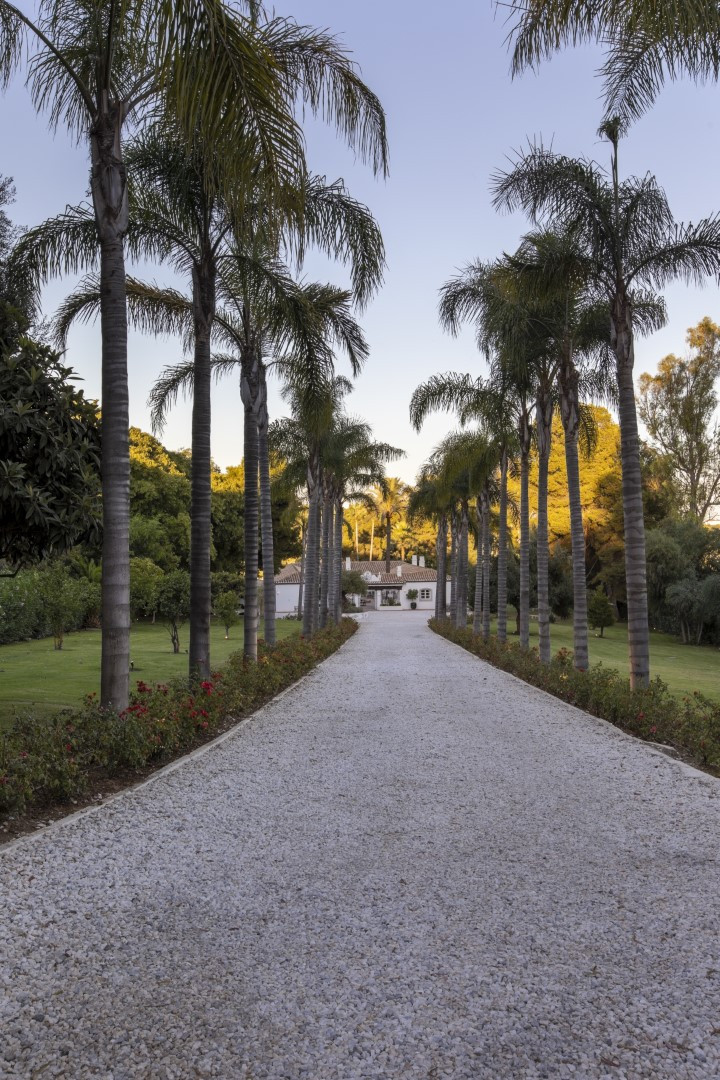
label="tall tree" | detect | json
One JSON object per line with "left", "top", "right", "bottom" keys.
{"left": 2, "top": 0, "right": 316, "bottom": 709}
{"left": 374, "top": 477, "right": 408, "bottom": 573}
{"left": 492, "top": 123, "right": 720, "bottom": 687}
{"left": 639, "top": 318, "right": 720, "bottom": 523}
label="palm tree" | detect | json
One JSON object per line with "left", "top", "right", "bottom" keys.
{"left": 407, "top": 469, "right": 452, "bottom": 619}
{"left": 2, "top": 0, "right": 316, "bottom": 708}
{"left": 436, "top": 263, "right": 538, "bottom": 650}
{"left": 322, "top": 421, "right": 404, "bottom": 622}
{"left": 432, "top": 430, "right": 499, "bottom": 639}
{"left": 374, "top": 478, "right": 408, "bottom": 574}
{"left": 502, "top": 1, "right": 720, "bottom": 125}
{"left": 504, "top": 228, "right": 616, "bottom": 670}
{"left": 410, "top": 371, "right": 520, "bottom": 642}
{"left": 3, "top": 3, "right": 388, "bottom": 707}
{"left": 492, "top": 124, "right": 720, "bottom": 687}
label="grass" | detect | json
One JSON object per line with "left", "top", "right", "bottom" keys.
{"left": 0, "top": 619, "right": 301, "bottom": 727}
{"left": 488, "top": 613, "right": 720, "bottom": 701}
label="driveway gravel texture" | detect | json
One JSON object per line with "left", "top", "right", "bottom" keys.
{"left": 2, "top": 612, "right": 720, "bottom": 1079}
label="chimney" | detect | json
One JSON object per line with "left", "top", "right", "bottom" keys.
{"left": 419, "top": 555, "right": 425, "bottom": 567}
{"left": 345, "top": 556, "right": 352, "bottom": 571}
{"left": 411, "top": 555, "right": 418, "bottom": 566}
{"left": 396, "top": 565, "right": 402, "bottom": 578}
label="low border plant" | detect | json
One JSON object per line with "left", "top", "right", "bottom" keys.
{"left": 429, "top": 618, "right": 720, "bottom": 775}
{"left": 0, "top": 619, "right": 357, "bottom": 817}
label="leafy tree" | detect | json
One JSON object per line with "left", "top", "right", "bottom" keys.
{"left": 341, "top": 570, "right": 368, "bottom": 607}
{"left": 0, "top": 175, "right": 34, "bottom": 349}
{"left": 42, "top": 563, "right": 94, "bottom": 650}
{"left": 211, "top": 571, "right": 245, "bottom": 601}
{"left": 639, "top": 318, "right": 720, "bottom": 522}
{"left": 214, "top": 590, "right": 241, "bottom": 639}
{"left": 588, "top": 587, "right": 615, "bottom": 638}
{"left": 0, "top": 341, "right": 100, "bottom": 570}
{"left": 129, "top": 557, "right": 165, "bottom": 621}
{"left": 156, "top": 570, "right": 191, "bottom": 654}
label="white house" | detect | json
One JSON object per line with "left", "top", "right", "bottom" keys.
{"left": 274, "top": 557, "right": 451, "bottom": 615}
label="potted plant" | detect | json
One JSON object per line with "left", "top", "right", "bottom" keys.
{"left": 406, "top": 588, "right": 418, "bottom": 610}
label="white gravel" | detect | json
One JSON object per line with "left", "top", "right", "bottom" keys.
{"left": 2, "top": 612, "right": 720, "bottom": 1079}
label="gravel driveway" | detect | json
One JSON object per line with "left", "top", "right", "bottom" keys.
{"left": 2, "top": 612, "right": 720, "bottom": 1079}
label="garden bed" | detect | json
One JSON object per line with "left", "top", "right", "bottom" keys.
{"left": 429, "top": 618, "right": 720, "bottom": 777}
{"left": 0, "top": 619, "right": 357, "bottom": 842}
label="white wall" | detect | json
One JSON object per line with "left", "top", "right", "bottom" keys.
{"left": 275, "top": 582, "right": 300, "bottom": 616}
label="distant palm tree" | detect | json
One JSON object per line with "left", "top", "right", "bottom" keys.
{"left": 374, "top": 478, "right": 409, "bottom": 574}
{"left": 492, "top": 123, "right": 720, "bottom": 686}
{"left": 410, "top": 371, "right": 519, "bottom": 642}
{"left": 322, "top": 421, "right": 404, "bottom": 622}
{"left": 407, "top": 469, "right": 453, "bottom": 619}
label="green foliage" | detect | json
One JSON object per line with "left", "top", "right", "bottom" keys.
{"left": 588, "top": 588, "right": 615, "bottom": 637}
{"left": 0, "top": 340, "right": 100, "bottom": 568}
{"left": 342, "top": 570, "right": 368, "bottom": 599}
{"left": 129, "top": 558, "right": 165, "bottom": 620}
{"left": 639, "top": 317, "right": 720, "bottom": 523}
{"left": 0, "top": 620, "right": 357, "bottom": 816}
{"left": 211, "top": 571, "right": 245, "bottom": 601}
{"left": 0, "top": 566, "right": 99, "bottom": 645}
{"left": 429, "top": 619, "right": 720, "bottom": 775}
{"left": 214, "top": 591, "right": 241, "bottom": 639}
{"left": 155, "top": 570, "right": 190, "bottom": 654}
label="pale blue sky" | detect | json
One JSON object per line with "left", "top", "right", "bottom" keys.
{"left": 2, "top": 1, "right": 719, "bottom": 481}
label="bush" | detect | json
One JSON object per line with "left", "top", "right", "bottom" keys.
{"left": 429, "top": 618, "right": 720, "bottom": 775}
{"left": 0, "top": 619, "right": 357, "bottom": 816}
{"left": 0, "top": 565, "right": 101, "bottom": 645}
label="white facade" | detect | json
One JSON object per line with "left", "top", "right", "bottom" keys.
{"left": 274, "top": 559, "right": 451, "bottom": 616}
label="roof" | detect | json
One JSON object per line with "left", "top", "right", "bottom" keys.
{"left": 274, "top": 559, "right": 439, "bottom": 585}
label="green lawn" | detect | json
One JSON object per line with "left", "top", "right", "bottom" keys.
{"left": 500, "top": 614, "right": 720, "bottom": 700}
{"left": 0, "top": 619, "right": 300, "bottom": 726}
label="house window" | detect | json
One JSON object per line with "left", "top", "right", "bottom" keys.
{"left": 420, "top": 588, "right": 432, "bottom": 600}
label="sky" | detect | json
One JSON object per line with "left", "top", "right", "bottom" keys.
{"left": 2, "top": 0, "right": 720, "bottom": 482}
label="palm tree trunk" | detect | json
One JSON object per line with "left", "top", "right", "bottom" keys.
{"left": 98, "top": 231, "right": 131, "bottom": 710}
{"left": 612, "top": 298, "right": 650, "bottom": 688}
{"left": 303, "top": 453, "right": 321, "bottom": 637}
{"left": 560, "top": 368, "right": 589, "bottom": 671}
{"left": 449, "top": 515, "right": 457, "bottom": 622}
{"left": 369, "top": 519, "right": 374, "bottom": 562}
{"left": 189, "top": 278, "right": 214, "bottom": 682}
{"left": 243, "top": 406, "right": 260, "bottom": 659}
{"left": 385, "top": 512, "right": 391, "bottom": 573}
{"left": 455, "top": 503, "right": 468, "bottom": 629}
{"left": 473, "top": 503, "right": 483, "bottom": 635}
{"left": 536, "top": 392, "right": 553, "bottom": 664}
{"left": 519, "top": 446, "right": 530, "bottom": 650}
{"left": 320, "top": 489, "right": 332, "bottom": 629}
{"left": 297, "top": 524, "right": 306, "bottom": 620}
{"left": 334, "top": 497, "right": 344, "bottom": 622}
{"left": 482, "top": 489, "right": 491, "bottom": 642}
{"left": 354, "top": 511, "right": 359, "bottom": 559}
{"left": 258, "top": 422, "right": 276, "bottom": 647}
{"left": 497, "top": 451, "right": 508, "bottom": 644}
{"left": 437, "top": 514, "right": 448, "bottom": 619}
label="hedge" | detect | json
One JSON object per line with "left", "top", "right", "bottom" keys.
{"left": 429, "top": 618, "right": 720, "bottom": 775}
{"left": 0, "top": 619, "right": 357, "bottom": 817}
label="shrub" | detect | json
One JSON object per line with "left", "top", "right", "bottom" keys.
{"left": 588, "top": 587, "right": 615, "bottom": 638}
{"left": 0, "top": 619, "right": 357, "bottom": 817}
{"left": 428, "top": 618, "right": 720, "bottom": 775}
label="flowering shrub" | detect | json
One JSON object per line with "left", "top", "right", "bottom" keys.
{"left": 0, "top": 619, "right": 357, "bottom": 816}
{"left": 429, "top": 619, "right": 720, "bottom": 774}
